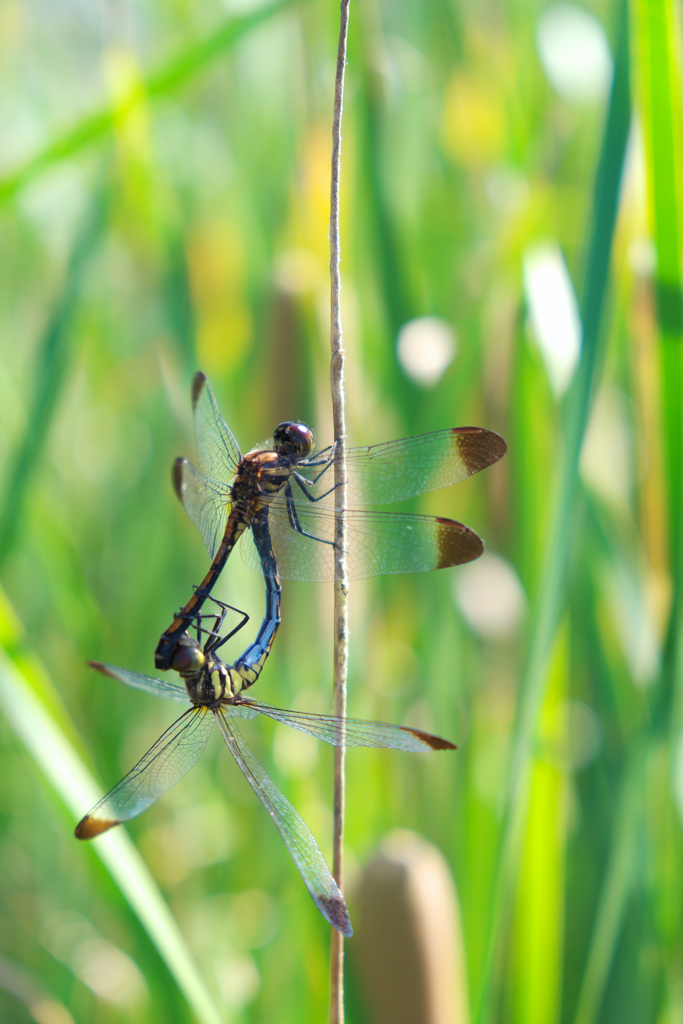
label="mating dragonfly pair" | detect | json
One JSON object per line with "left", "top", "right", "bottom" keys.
{"left": 76, "top": 373, "right": 507, "bottom": 936}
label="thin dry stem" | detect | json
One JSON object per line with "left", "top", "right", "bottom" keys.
{"left": 329, "top": 2, "right": 350, "bottom": 1022}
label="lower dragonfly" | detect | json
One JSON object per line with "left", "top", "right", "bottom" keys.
{"left": 75, "top": 606, "right": 456, "bottom": 936}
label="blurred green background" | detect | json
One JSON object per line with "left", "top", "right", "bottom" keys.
{"left": 1, "top": 0, "right": 681, "bottom": 1021}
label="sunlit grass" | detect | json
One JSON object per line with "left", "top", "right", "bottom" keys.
{"left": 1, "top": 0, "right": 682, "bottom": 1021}
{"left": 0, "top": 594, "right": 222, "bottom": 1024}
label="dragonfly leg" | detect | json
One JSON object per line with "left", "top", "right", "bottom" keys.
{"left": 295, "top": 443, "right": 338, "bottom": 485}
{"left": 167, "top": 601, "right": 249, "bottom": 653}
{"left": 199, "top": 597, "right": 250, "bottom": 654}
{"left": 291, "top": 471, "right": 339, "bottom": 503}
{"left": 189, "top": 598, "right": 228, "bottom": 641}
{"left": 284, "top": 484, "right": 338, "bottom": 549}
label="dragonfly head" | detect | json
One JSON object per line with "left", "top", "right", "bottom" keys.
{"left": 169, "top": 634, "right": 206, "bottom": 677}
{"left": 273, "top": 421, "right": 315, "bottom": 456}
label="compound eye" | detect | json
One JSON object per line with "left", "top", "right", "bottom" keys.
{"left": 273, "top": 421, "right": 315, "bottom": 454}
{"left": 169, "top": 636, "right": 205, "bottom": 676}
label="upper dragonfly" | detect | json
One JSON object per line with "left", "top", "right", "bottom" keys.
{"left": 76, "top": 607, "right": 456, "bottom": 936}
{"left": 155, "top": 372, "right": 507, "bottom": 670}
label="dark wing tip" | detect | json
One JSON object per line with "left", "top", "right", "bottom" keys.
{"left": 318, "top": 895, "right": 353, "bottom": 937}
{"left": 172, "top": 457, "right": 188, "bottom": 500}
{"left": 192, "top": 371, "right": 207, "bottom": 408}
{"left": 435, "top": 519, "right": 484, "bottom": 568}
{"left": 404, "top": 727, "right": 458, "bottom": 751}
{"left": 75, "top": 814, "right": 118, "bottom": 840}
{"left": 87, "top": 661, "right": 111, "bottom": 678}
{"left": 487, "top": 429, "right": 508, "bottom": 459}
{"left": 452, "top": 427, "right": 508, "bottom": 471}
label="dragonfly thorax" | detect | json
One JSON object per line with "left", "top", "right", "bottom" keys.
{"left": 185, "top": 657, "right": 244, "bottom": 705}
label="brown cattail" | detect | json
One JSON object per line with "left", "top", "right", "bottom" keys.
{"left": 355, "top": 830, "right": 469, "bottom": 1024}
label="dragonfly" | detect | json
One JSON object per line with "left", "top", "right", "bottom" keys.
{"left": 155, "top": 372, "right": 507, "bottom": 670}
{"left": 75, "top": 609, "right": 456, "bottom": 936}
{"left": 167, "top": 507, "right": 283, "bottom": 693}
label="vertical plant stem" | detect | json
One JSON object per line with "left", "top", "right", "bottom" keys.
{"left": 329, "top": 2, "right": 351, "bottom": 1022}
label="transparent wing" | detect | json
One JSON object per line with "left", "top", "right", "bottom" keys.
{"left": 227, "top": 703, "right": 260, "bottom": 720}
{"left": 291, "top": 428, "right": 507, "bottom": 505}
{"left": 239, "top": 700, "right": 457, "bottom": 751}
{"left": 240, "top": 504, "right": 483, "bottom": 583}
{"left": 75, "top": 707, "right": 214, "bottom": 839}
{"left": 173, "top": 457, "right": 231, "bottom": 559}
{"left": 216, "top": 710, "right": 352, "bottom": 936}
{"left": 87, "top": 661, "right": 189, "bottom": 704}
{"left": 191, "top": 372, "right": 242, "bottom": 484}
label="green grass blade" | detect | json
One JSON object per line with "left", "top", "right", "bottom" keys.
{"left": 0, "top": 644, "right": 223, "bottom": 1024}
{"left": 475, "top": 5, "right": 632, "bottom": 1021}
{"left": 571, "top": 745, "right": 642, "bottom": 1024}
{"left": 0, "top": 0, "right": 304, "bottom": 208}
{"left": 631, "top": 0, "right": 683, "bottom": 556}
{"left": 631, "top": 0, "right": 683, "bottom": 748}
{"left": 631, "top": 0, "right": 683, "bottom": 330}
{"left": 0, "top": 187, "right": 107, "bottom": 570}
{"left": 512, "top": 626, "right": 571, "bottom": 1024}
